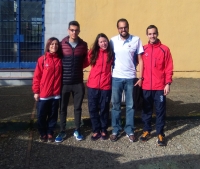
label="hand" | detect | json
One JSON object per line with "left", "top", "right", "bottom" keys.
{"left": 134, "top": 79, "right": 142, "bottom": 87}
{"left": 164, "top": 84, "right": 170, "bottom": 95}
{"left": 34, "top": 94, "right": 40, "bottom": 101}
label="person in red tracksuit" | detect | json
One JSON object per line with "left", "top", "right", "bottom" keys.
{"left": 140, "top": 25, "right": 173, "bottom": 146}
{"left": 32, "top": 37, "right": 62, "bottom": 142}
{"left": 85, "top": 33, "right": 113, "bottom": 141}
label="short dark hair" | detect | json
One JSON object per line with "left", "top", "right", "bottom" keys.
{"left": 68, "top": 21, "right": 80, "bottom": 29}
{"left": 117, "top": 18, "right": 129, "bottom": 28}
{"left": 146, "top": 25, "right": 158, "bottom": 35}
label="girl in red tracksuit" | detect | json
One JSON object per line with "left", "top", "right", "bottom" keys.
{"left": 84, "top": 33, "right": 113, "bottom": 141}
{"left": 32, "top": 37, "right": 62, "bottom": 142}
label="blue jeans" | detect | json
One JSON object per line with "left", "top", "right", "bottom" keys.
{"left": 111, "top": 77, "right": 136, "bottom": 135}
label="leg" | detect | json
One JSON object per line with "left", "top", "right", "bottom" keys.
{"left": 60, "top": 85, "right": 71, "bottom": 132}
{"left": 111, "top": 77, "right": 123, "bottom": 134}
{"left": 37, "top": 100, "right": 49, "bottom": 137}
{"left": 154, "top": 90, "right": 166, "bottom": 135}
{"left": 99, "top": 89, "right": 111, "bottom": 133}
{"left": 72, "top": 83, "right": 85, "bottom": 130}
{"left": 87, "top": 87, "right": 101, "bottom": 133}
{"left": 124, "top": 78, "right": 135, "bottom": 135}
{"left": 142, "top": 90, "right": 154, "bottom": 132}
{"left": 47, "top": 99, "right": 59, "bottom": 135}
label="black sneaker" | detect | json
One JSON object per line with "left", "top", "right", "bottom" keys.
{"left": 47, "top": 134, "right": 54, "bottom": 142}
{"left": 126, "top": 134, "right": 137, "bottom": 142}
{"left": 157, "top": 134, "right": 165, "bottom": 146}
{"left": 101, "top": 131, "right": 107, "bottom": 140}
{"left": 110, "top": 133, "right": 120, "bottom": 142}
{"left": 39, "top": 135, "right": 47, "bottom": 142}
{"left": 91, "top": 133, "right": 101, "bottom": 141}
{"left": 140, "top": 131, "right": 151, "bottom": 142}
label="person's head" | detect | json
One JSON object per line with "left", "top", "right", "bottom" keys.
{"left": 68, "top": 21, "right": 80, "bottom": 41}
{"left": 90, "top": 33, "right": 112, "bottom": 65}
{"left": 146, "top": 25, "right": 159, "bottom": 44}
{"left": 117, "top": 18, "right": 129, "bottom": 39}
{"left": 45, "top": 37, "right": 62, "bottom": 57}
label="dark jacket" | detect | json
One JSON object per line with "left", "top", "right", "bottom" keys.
{"left": 61, "top": 36, "right": 88, "bottom": 85}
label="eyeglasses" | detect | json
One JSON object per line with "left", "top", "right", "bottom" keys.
{"left": 69, "top": 29, "right": 80, "bottom": 33}
{"left": 118, "top": 26, "right": 128, "bottom": 30}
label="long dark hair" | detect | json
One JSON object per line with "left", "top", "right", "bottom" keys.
{"left": 90, "top": 33, "right": 113, "bottom": 65}
{"left": 44, "top": 37, "right": 63, "bottom": 58}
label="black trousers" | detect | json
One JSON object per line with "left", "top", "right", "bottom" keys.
{"left": 87, "top": 87, "right": 111, "bottom": 133}
{"left": 59, "top": 83, "right": 85, "bottom": 131}
{"left": 142, "top": 90, "right": 166, "bottom": 135}
{"left": 37, "top": 99, "right": 59, "bottom": 136}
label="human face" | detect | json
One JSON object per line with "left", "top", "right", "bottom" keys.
{"left": 49, "top": 40, "right": 58, "bottom": 53}
{"left": 98, "top": 37, "right": 108, "bottom": 50}
{"left": 117, "top": 21, "right": 129, "bottom": 39}
{"left": 147, "top": 28, "right": 158, "bottom": 44}
{"left": 68, "top": 25, "right": 80, "bottom": 41}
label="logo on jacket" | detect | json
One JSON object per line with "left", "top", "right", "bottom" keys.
{"left": 145, "top": 53, "right": 148, "bottom": 56}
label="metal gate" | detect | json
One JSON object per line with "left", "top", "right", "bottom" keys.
{"left": 0, "top": 0, "right": 44, "bottom": 69}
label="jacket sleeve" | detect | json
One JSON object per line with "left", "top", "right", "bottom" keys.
{"left": 165, "top": 48, "right": 173, "bottom": 84}
{"left": 83, "top": 49, "right": 91, "bottom": 69}
{"left": 32, "top": 57, "right": 43, "bottom": 94}
{"left": 83, "top": 43, "right": 88, "bottom": 69}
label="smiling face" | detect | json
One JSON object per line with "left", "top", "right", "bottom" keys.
{"left": 49, "top": 40, "right": 58, "bottom": 53}
{"left": 98, "top": 37, "right": 108, "bottom": 50}
{"left": 147, "top": 28, "right": 158, "bottom": 44}
{"left": 117, "top": 21, "right": 129, "bottom": 39}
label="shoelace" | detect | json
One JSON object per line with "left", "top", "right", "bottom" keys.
{"left": 158, "top": 135, "right": 163, "bottom": 141}
{"left": 142, "top": 131, "right": 149, "bottom": 137}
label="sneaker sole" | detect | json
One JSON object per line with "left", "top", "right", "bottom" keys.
{"left": 73, "top": 133, "right": 83, "bottom": 141}
{"left": 110, "top": 134, "right": 121, "bottom": 142}
{"left": 139, "top": 136, "right": 151, "bottom": 142}
{"left": 55, "top": 134, "right": 66, "bottom": 143}
{"left": 126, "top": 134, "right": 137, "bottom": 142}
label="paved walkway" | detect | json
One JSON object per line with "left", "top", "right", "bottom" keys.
{"left": 0, "top": 78, "right": 200, "bottom": 169}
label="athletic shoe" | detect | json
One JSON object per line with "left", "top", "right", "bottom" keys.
{"left": 110, "top": 133, "right": 121, "bottom": 142}
{"left": 140, "top": 131, "right": 151, "bottom": 142}
{"left": 55, "top": 131, "right": 66, "bottom": 143}
{"left": 47, "top": 134, "right": 54, "bottom": 142}
{"left": 157, "top": 134, "right": 165, "bottom": 146}
{"left": 91, "top": 133, "right": 101, "bottom": 141}
{"left": 101, "top": 132, "right": 107, "bottom": 140}
{"left": 39, "top": 135, "right": 47, "bottom": 142}
{"left": 126, "top": 134, "right": 137, "bottom": 142}
{"left": 73, "top": 130, "right": 83, "bottom": 141}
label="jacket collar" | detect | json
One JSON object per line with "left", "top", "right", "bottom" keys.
{"left": 148, "top": 39, "right": 161, "bottom": 48}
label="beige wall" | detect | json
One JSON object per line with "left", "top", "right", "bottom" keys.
{"left": 76, "top": 0, "right": 200, "bottom": 78}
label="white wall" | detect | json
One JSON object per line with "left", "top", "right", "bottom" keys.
{"left": 45, "top": 0, "right": 75, "bottom": 42}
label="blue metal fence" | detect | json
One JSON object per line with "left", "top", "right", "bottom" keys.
{"left": 0, "top": 0, "right": 44, "bottom": 69}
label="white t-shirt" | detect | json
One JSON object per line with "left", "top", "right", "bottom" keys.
{"left": 110, "top": 34, "right": 144, "bottom": 78}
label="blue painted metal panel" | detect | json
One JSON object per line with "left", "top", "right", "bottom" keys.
{"left": 0, "top": 0, "right": 44, "bottom": 69}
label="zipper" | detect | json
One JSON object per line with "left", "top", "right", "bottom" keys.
{"left": 98, "top": 51, "right": 104, "bottom": 89}
{"left": 150, "top": 46, "right": 153, "bottom": 90}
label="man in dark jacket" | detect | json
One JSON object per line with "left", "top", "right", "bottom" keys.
{"left": 55, "top": 21, "right": 88, "bottom": 142}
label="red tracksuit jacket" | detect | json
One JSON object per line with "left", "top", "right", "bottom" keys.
{"left": 85, "top": 49, "right": 113, "bottom": 90}
{"left": 142, "top": 40, "right": 173, "bottom": 90}
{"left": 32, "top": 52, "right": 62, "bottom": 98}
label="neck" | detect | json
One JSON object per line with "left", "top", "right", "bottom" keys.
{"left": 120, "top": 34, "right": 129, "bottom": 41}
{"left": 69, "top": 37, "right": 78, "bottom": 43}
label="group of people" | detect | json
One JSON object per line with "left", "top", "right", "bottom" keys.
{"left": 32, "top": 18, "right": 173, "bottom": 146}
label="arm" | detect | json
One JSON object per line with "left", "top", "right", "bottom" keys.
{"left": 134, "top": 54, "right": 143, "bottom": 87}
{"left": 83, "top": 43, "right": 89, "bottom": 69}
{"left": 32, "top": 58, "right": 43, "bottom": 101}
{"left": 164, "top": 49, "right": 173, "bottom": 95}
